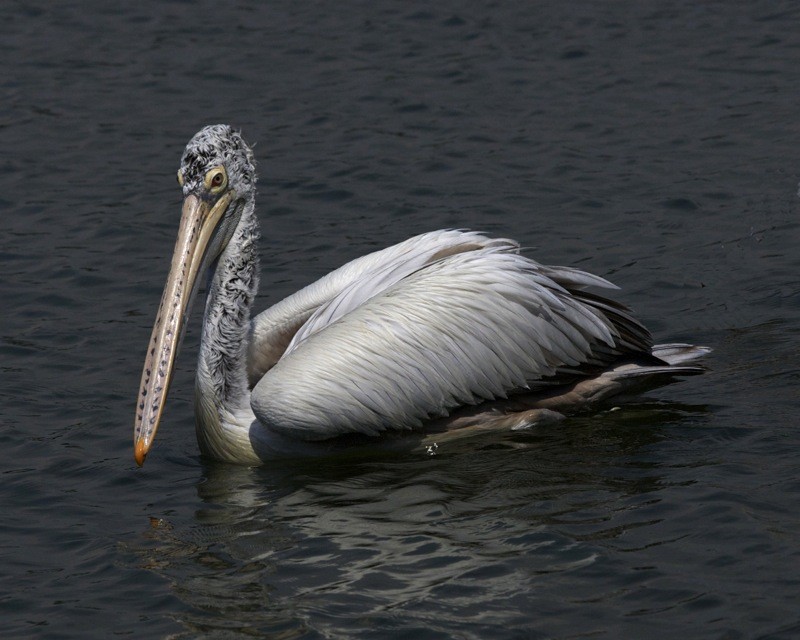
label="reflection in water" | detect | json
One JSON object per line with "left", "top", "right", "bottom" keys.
{"left": 133, "top": 403, "right": 711, "bottom": 638}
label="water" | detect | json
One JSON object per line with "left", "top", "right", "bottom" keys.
{"left": 2, "top": 1, "right": 799, "bottom": 637}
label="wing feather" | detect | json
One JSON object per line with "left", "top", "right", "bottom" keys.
{"left": 251, "top": 246, "right": 652, "bottom": 440}
{"left": 247, "top": 230, "right": 517, "bottom": 384}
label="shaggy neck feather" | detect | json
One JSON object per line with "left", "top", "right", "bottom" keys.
{"left": 194, "top": 200, "right": 260, "bottom": 460}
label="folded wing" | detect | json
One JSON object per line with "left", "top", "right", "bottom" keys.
{"left": 250, "top": 236, "right": 653, "bottom": 440}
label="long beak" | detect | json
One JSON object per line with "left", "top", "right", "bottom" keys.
{"left": 134, "top": 192, "right": 233, "bottom": 466}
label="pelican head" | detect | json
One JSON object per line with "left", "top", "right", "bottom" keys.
{"left": 134, "top": 125, "right": 256, "bottom": 466}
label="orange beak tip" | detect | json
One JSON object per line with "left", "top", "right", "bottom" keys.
{"left": 134, "top": 442, "right": 148, "bottom": 467}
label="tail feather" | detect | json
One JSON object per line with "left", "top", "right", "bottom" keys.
{"left": 427, "top": 342, "right": 711, "bottom": 437}
{"left": 538, "top": 344, "right": 710, "bottom": 409}
{"left": 612, "top": 343, "right": 711, "bottom": 382}
{"left": 652, "top": 343, "right": 712, "bottom": 366}
{"left": 610, "top": 364, "right": 705, "bottom": 380}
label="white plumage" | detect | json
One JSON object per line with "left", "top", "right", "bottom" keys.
{"left": 133, "top": 125, "right": 708, "bottom": 466}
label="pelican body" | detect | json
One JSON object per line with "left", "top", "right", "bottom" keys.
{"left": 133, "top": 125, "right": 708, "bottom": 465}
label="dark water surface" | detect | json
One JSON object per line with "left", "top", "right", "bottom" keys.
{"left": 2, "top": 1, "right": 800, "bottom": 638}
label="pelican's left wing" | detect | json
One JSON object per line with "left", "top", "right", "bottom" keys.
{"left": 250, "top": 247, "right": 646, "bottom": 440}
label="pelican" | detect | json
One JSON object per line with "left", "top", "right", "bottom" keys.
{"left": 133, "top": 124, "right": 708, "bottom": 465}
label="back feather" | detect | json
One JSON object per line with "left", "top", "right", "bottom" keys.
{"left": 251, "top": 238, "right": 663, "bottom": 440}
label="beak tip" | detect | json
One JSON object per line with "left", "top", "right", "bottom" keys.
{"left": 134, "top": 441, "right": 148, "bottom": 467}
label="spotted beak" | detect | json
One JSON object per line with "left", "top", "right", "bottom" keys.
{"left": 133, "top": 191, "right": 233, "bottom": 466}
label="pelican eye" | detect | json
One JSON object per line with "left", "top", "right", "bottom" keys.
{"left": 204, "top": 166, "right": 228, "bottom": 193}
{"left": 177, "top": 170, "right": 185, "bottom": 187}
